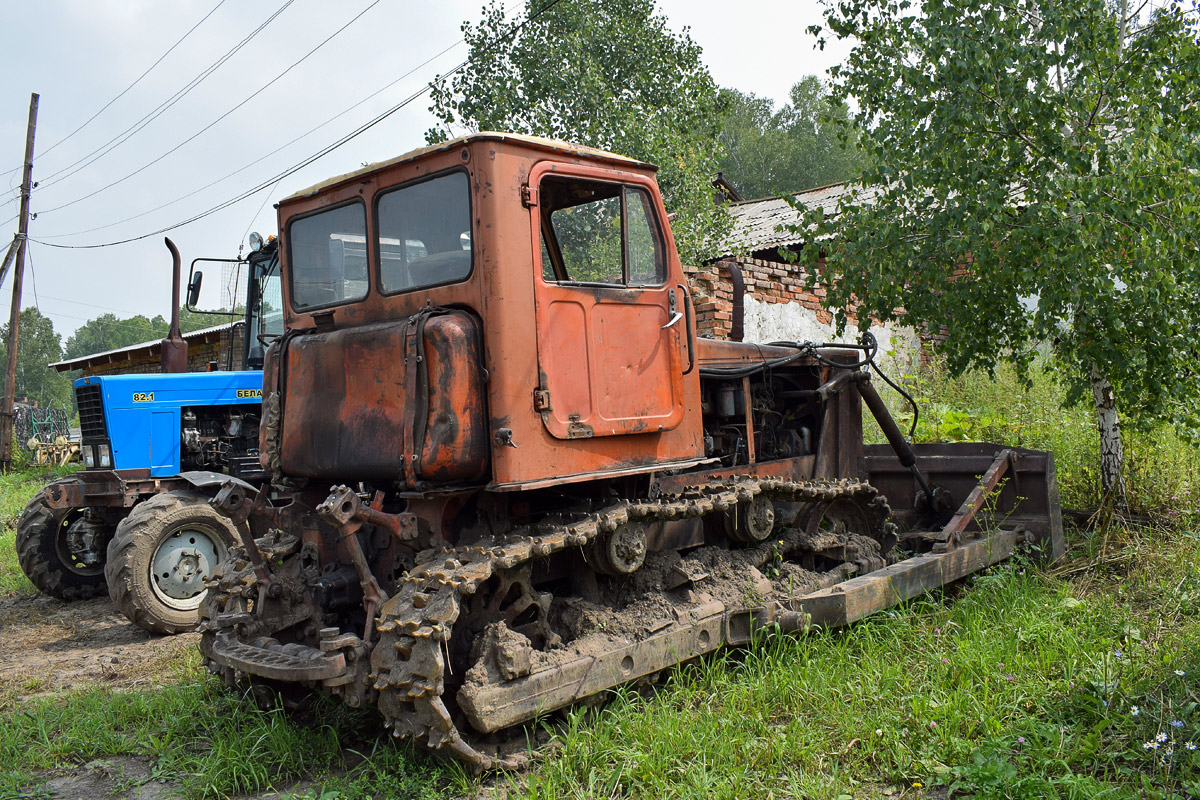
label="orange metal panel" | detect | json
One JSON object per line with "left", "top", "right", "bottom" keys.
{"left": 271, "top": 137, "right": 703, "bottom": 492}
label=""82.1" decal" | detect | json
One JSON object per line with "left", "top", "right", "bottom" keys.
{"left": 132, "top": 392, "right": 155, "bottom": 402}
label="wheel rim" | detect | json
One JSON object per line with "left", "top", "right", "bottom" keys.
{"left": 150, "top": 524, "right": 227, "bottom": 611}
{"left": 54, "top": 513, "right": 106, "bottom": 577}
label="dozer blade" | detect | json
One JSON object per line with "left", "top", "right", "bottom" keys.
{"left": 864, "top": 442, "right": 1064, "bottom": 563}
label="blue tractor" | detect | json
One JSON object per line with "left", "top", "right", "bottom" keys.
{"left": 16, "top": 236, "right": 280, "bottom": 634}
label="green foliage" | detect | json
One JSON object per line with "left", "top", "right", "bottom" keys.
{"left": 873, "top": 355, "right": 1199, "bottom": 512}
{"left": 799, "top": 0, "right": 1200, "bottom": 434}
{"left": 717, "top": 76, "right": 869, "bottom": 199}
{"left": 63, "top": 308, "right": 238, "bottom": 364}
{"left": 428, "top": 0, "right": 729, "bottom": 263}
{"left": 0, "top": 307, "right": 72, "bottom": 411}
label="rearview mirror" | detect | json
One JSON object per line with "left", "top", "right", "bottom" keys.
{"left": 186, "top": 271, "right": 203, "bottom": 308}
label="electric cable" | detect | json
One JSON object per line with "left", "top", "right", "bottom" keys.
{"left": 38, "top": 29, "right": 470, "bottom": 240}
{"left": 33, "top": 0, "right": 297, "bottom": 189}
{"left": 36, "top": 0, "right": 384, "bottom": 215}
{"left": 30, "top": 0, "right": 568, "bottom": 250}
{"left": 38, "top": 0, "right": 229, "bottom": 163}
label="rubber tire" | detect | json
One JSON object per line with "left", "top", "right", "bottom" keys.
{"left": 15, "top": 490, "right": 109, "bottom": 601}
{"left": 105, "top": 491, "right": 238, "bottom": 635}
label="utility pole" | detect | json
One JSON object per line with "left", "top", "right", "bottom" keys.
{"left": 0, "top": 93, "right": 39, "bottom": 472}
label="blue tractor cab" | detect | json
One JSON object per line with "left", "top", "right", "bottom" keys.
{"left": 17, "top": 236, "right": 280, "bottom": 634}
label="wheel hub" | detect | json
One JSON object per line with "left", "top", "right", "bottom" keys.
{"left": 57, "top": 515, "right": 107, "bottom": 575}
{"left": 151, "top": 527, "right": 223, "bottom": 609}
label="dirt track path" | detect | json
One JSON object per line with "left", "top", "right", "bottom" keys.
{"left": 0, "top": 593, "right": 196, "bottom": 698}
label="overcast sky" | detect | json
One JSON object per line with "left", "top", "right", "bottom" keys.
{"left": 0, "top": 0, "right": 851, "bottom": 342}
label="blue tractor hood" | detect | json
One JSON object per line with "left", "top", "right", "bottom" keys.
{"left": 75, "top": 372, "right": 264, "bottom": 477}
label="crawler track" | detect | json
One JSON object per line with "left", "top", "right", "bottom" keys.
{"left": 370, "top": 477, "right": 894, "bottom": 770}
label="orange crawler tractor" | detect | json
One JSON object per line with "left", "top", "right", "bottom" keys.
{"left": 200, "top": 133, "right": 1063, "bottom": 770}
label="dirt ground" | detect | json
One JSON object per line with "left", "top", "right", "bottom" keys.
{"left": 0, "top": 593, "right": 314, "bottom": 799}
{"left": 0, "top": 593, "right": 196, "bottom": 699}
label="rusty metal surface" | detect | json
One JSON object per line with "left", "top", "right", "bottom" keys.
{"left": 369, "top": 476, "right": 894, "bottom": 769}
{"left": 528, "top": 160, "right": 685, "bottom": 440}
{"left": 160, "top": 238, "right": 188, "bottom": 374}
{"left": 272, "top": 138, "right": 704, "bottom": 489}
{"left": 279, "top": 312, "right": 489, "bottom": 485}
{"left": 864, "top": 442, "right": 1065, "bottom": 562}
{"left": 42, "top": 470, "right": 176, "bottom": 509}
{"left": 198, "top": 133, "right": 1068, "bottom": 778}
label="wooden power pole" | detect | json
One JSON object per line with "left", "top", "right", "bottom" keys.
{"left": 0, "top": 93, "right": 39, "bottom": 472}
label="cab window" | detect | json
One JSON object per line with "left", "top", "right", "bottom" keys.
{"left": 287, "top": 202, "right": 368, "bottom": 310}
{"left": 539, "top": 177, "right": 665, "bottom": 286}
{"left": 377, "top": 171, "right": 472, "bottom": 293}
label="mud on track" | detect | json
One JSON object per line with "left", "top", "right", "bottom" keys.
{"left": 0, "top": 593, "right": 196, "bottom": 700}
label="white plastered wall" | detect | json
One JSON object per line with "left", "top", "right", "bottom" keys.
{"left": 742, "top": 296, "right": 921, "bottom": 373}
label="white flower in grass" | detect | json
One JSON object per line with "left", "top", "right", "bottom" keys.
{"left": 1187, "top": 742, "right": 1197, "bottom": 751}
{"left": 1145, "top": 741, "right": 1160, "bottom": 750}
{"left": 1176, "top": 670, "right": 1186, "bottom": 676}
{"left": 1157, "top": 732, "right": 1169, "bottom": 743}
{"left": 1131, "top": 706, "right": 1140, "bottom": 716}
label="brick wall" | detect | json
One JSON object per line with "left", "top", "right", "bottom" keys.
{"left": 687, "top": 255, "right": 922, "bottom": 368}
{"left": 686, "top": 256, "right": 854, "bottom": 340}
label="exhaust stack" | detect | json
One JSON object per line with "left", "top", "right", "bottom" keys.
{"left": 160, "top": 237, "right": 188, "bottom": 373}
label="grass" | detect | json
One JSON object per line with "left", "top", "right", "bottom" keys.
{"left": 2, "top": 358, "right": 1199, "bottom": 798}
{"left": 0, "top": 463, "right": 77, "bottom": 596}
{"left": 0, "top": 656, "right": 447, "bottom": 799}
{"left": 513, "top": 529, "right": 1200, "bottom": 798}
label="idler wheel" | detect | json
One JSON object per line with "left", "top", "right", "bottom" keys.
{"left": 724, "top": 495, "right": 776, "bottom": 543}
{"left": 586, "top": 521, "right": 648, "bottom": 576}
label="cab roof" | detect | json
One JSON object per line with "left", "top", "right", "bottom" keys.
{"left": 282, "top": 132, "right": 655, "bottom": 203}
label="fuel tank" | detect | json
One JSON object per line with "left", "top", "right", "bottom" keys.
{"left": 270, "top": 310, "right": 489, "bottom": 485}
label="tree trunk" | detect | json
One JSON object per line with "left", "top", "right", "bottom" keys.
{"left": 1090, "top": 366, "right": 1127, "bottom": 509}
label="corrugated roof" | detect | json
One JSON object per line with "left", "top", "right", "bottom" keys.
{"left": 722, "top": 182, "right": 880, "bottom": 255}
{"left": 50, "top": 321, "right": 235, "bottom": 372}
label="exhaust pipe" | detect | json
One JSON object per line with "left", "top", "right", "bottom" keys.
{"left": 160, "top": 237, "right": 188, "bottom": 373}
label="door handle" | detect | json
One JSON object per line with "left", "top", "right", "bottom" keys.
{"left": 661, "top": 311, "right": 684, "bottom": 329}
{"left": 677, "top": 282, "right": 695, "bottom": 375}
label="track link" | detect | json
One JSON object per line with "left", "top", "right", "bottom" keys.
{"left": 370, "top": 477, "right": 894, "bottom": 770}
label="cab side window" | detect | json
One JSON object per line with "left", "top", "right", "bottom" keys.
{"left": 539, "top": 176, "right": 665, "bottom": 286}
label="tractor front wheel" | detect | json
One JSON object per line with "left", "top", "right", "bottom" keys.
{"left": 105, "top": 491, "right": 237, "bottom": 635}
{"left": 16, "top": 490, "right": 110, "bottom": 600}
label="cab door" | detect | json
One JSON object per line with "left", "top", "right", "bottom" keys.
{"left": 529, "top": 165, "right": 686, "bottom": 440}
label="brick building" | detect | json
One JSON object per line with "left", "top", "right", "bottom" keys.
{"left": 691, "top": 182, "right": 919, "bottom": 365}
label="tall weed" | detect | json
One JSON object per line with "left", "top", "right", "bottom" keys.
{"left": 874, "top": 356, "right": 1199, "bottom": 514}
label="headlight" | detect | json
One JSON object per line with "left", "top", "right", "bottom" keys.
{"left": 83, "top": 446, "right": 95, "bottom": 468}
{"left": 249, "top": 231, "right": 264, "bottom": 252}
{"left": 97, "top": 444, "right": 111, "bottom": 468}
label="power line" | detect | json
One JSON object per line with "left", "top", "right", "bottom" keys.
{"left": 27, "top": 292, "right": 146, "bottom": 316}
{"left": 36, "top": 0, "right": 384, "bottom": 217}
{"left": 40, "top": 34, "right": 469, "bottom": 240}
{"left": 32, "top": 0, "right": 297, "bottom": 190}
{"left": 39, "top": 0, "right": 230, "bottom": 162}
{"left": 32, "top": 0, "right": 568, "bottom": 250}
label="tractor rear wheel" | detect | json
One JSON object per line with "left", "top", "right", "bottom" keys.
{"left": 16, "top": 490, "right": 109, "bottom": 600}
{"left": 105, "top": 491, "right": 237, "bottom": 635}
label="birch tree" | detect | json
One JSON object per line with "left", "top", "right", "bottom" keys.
{"left": 801, "top": 0, "right": 1200, "bottom": 506}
